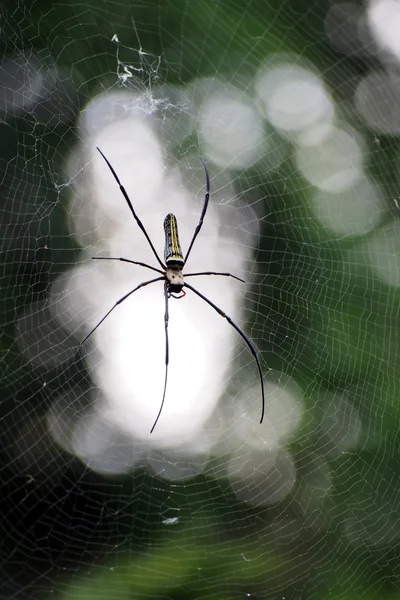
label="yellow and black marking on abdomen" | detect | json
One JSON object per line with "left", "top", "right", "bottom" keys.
{"left": 164, "top": 213, "right": 184, "bottom": 267}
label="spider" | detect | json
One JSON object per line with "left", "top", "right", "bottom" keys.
{"left": 81, "top": 147, "right": 265, "bottom": 433}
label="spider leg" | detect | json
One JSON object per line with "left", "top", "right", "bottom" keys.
{"left": 80, "top": 276, "right": 164, "bottom": 345}
{"left": 91, "top": 256, "right": 164, "bottom": 276}
{"left": 150, "top": 281, "right": 170, "bottom": 433}
{"left": 184, "top": 282, "right": 265, "bottom": 424}
{"left": 97, "top": 147, "right": 165, "bottom": 270}
{"left": 185, "top": 271, "right": 245, "bottom": 283}
{"left": 184, "top": 157, "right": 210, "bottom": 265}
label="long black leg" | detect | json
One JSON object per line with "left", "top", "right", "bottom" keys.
{"left": 97, "top": 147, "right": 165, "bottom": 270}
{"left": 91, "top": 256, "right": 164, "bottom": 276}
{"left": 184, "top": 282, "right": 265, "bottom": 424}
{"left": 80, "top": 276, "right": 164, "bottom": 345}
{"left": 185, "top": 271, "right": 245, "bottom": 283}
{"left": 184, "top": 157, "right": 210, "bottom": 265}
{"left": 150, "top": 281, "right": 169, "bottom": 433}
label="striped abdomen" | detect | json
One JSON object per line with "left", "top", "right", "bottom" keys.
{"left": 164, "top": 213, "right": 184, "bottom": 267}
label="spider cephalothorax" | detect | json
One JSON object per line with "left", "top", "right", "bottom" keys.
{"left": 165, "top": 266, "right": 184, "bottom": 296}
{"left": 81, "top": 148, "right": 265, "bottom": 433}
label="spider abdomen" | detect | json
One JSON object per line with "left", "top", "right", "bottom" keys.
{"left": 164, "top": 213, "right": 184, "bottom": 268}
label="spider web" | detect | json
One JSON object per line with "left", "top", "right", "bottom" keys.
{"left": 1, "top": 0, "right": 400, "bottom": 598}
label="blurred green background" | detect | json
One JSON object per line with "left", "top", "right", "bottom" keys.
{"left": 1, "top": 0, "right": 400, "bottom": 598}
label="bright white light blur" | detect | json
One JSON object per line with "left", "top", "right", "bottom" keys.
{"left": 320, "top": 393, "right": 362, "bottom": 454}
{"left": 363, "top": 220, "right": 400, "bottom": 287}
{"left": 68, "top": 119, "right": 164, "bottom": 251}
{"left": 228, "top": 447, "right": 296, "bottom": 506}
{"left": 294, "top": 453, "right": 332, "bottom": 526}
{"left": 297, "top": 122, "right": 333, "bottom": 147}
{"left": 233, "top": 375, "right": 303, "bottom": 450}
{"left": 368, "top": 0, "right": 400, "bottom": 62}
{"left": 79, "top": 87, "right": 195, "bottom": 150}
{"left": 150, "top": 85, "right": 195, "bottom": 147}
{"left": 93, "top": 124, "right": 164, "bottom": 221}
{"left": 198, "top": 85, "right": 264, "bottom": 168}
{"left": 311, "top": 177, "right": 384, "bottom": 236}
{"left": 51, "top": 89, "right": 255, "bottom": 453}
{"left": 79, "top": 90, "right": 143, "bottom": 134}
{"left": 0, "top": 54, "right": 44, "bottom": 117}
{"left": 255, "top": 58, "right": 334, "bottom": 137}
{"left": 47, "top": 391, "right": 148, "bottom": 474}
{"left": 0, "top": 54, "right": 78, "bottom": 125}
{"left": 295, "top": 126, "right": 364, "bottom": 192}
{"left": 90, "top": 272, "right": 237, "bottom": 444}
{"left": 354, "top": 70, "right": 400, "bottom": 135}
{"left": 188, "top": 77, "right": 287, "bottom": 171}
{"left": 71, "top": 411, "right": 147, "bottom": 474}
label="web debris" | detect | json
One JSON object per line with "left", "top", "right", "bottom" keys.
{"left": 111, "top": 30, "right": 161, "bottom": 89}
{"left": 110, "top": 31, "right": 188, "bottom": 120}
